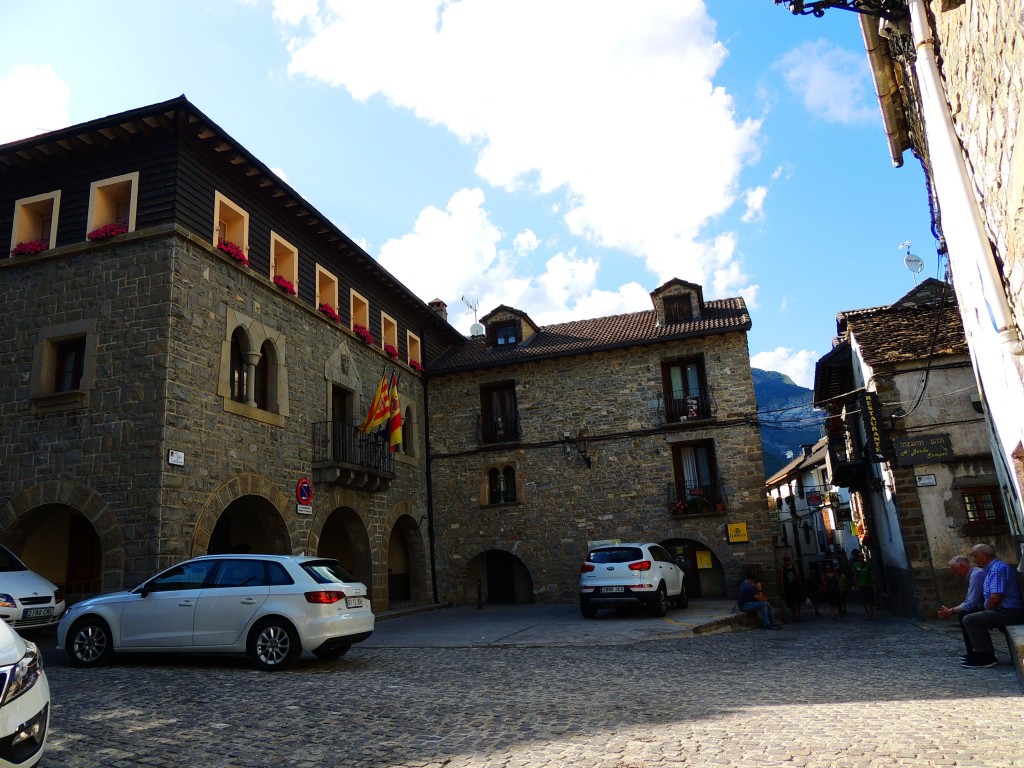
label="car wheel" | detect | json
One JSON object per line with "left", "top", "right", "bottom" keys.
{"left": 580, "top": 599, "right": 598, "bottom": 619}
{"left": 248, "top": 618, "right": 301, "bottom": 671}
{"left": 67, "top": 616, "right": 115, "bottom": 667}
{"left": 312, "top": 643, "right": 351, "bottom": 660}
{"left": 651, "top": 585, "right": 669, "bottom": 617}
{"left": 677, "top": 585, "right": 689, "bottom": 609}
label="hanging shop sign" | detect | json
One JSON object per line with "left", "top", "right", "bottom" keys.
{"left": 859, "top": 391, "right": 888, "bottom": 461}
{"left": 727, "top": 522, "right": 749, "bottom": 543}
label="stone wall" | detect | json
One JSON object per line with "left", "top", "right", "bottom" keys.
{"left": 428, "top": 330, "right": 772, "bottom": 604}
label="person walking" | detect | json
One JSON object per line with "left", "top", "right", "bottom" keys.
{"left": 823, "top": 562, "right": 842, "bottom": 620}
{"left": 961, "top": 543, "right": 1024, "bottom": 668}
{"left": 779, "top": 555, "right": 804, "bottom": 622}
{"left": 851, "top": 550, "right": 876, "bottom": 620}
{"left": 937, "top": 554, "right": 985, "bottom": 661}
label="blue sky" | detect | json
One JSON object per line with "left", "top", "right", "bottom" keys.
{"left": 0, "top": 0, "right": 938, "bottom": 387}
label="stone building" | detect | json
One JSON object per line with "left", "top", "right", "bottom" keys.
{"left": 0, "top": 96, "right": 464, "bottom": 612}
{"left": 812, "top": 279, "right": 1014, "bottom": 615}
{"left": 426, "top": 279, "right": 772, "bottom": 606}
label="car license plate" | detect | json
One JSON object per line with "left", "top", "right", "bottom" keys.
{"left": 346, "top": 597, "right": 364, "bottom": 609}
{"left": 23, "top": 607, "right": 53, "bottom": 618}
{"left": 602, "top": 586, "right": 624, "bottom": 593}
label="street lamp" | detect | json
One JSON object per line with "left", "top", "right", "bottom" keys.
{"left": 771, "top": 0, "right": 907, "bottom": 20}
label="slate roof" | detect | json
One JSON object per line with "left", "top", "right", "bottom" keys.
{"left": 765, "top": 437, "right": 829, "bottom": 487}
{"left": 429, "top": 298, "right": 751, "bottom": 373}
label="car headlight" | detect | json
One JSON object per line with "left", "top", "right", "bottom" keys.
{"left": 1, "top": 641, "right": 43, "bottom": 706}
{"left": 0, "top": 594, "right": 15, "bottom": 609}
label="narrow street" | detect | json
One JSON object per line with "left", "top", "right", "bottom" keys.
{"left": 33, "top": 606, "right": 1023, "bottom": 768}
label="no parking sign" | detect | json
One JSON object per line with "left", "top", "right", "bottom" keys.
{"left": 296, "top": 477, "right": 313, "bottom": 505}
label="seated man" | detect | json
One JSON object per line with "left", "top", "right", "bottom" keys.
{"left": 937, "top": 554, "right": 985, "bottom": 660}
{"left": 961, "top": 543, "right": 1024, "bottom": 668}
{"left": 738, "top": 573, "right": 781, "bottom": 630}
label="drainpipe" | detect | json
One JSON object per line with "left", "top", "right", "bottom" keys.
{"left": 421, "top": 354, "right": 439, "bottom": 604}
{"left": 905, "top": 0, "right": 1023, "bottom": 356}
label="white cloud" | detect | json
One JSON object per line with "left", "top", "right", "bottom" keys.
{"left": 750, "top": 347, "right": 819, "bottom": 389}
{"left": 775, "top": 40, "right": 877, "bottom": 125}
{"left": 741, "top": 186, "right": 767, "bottom": 223}
{"left": 276, "top": 0, "right": 761, "bottom": 299}
{"left": 0, "top": 65, "right": 71, "bottom": 144}
{"left": 513, "top": 229, "right": 538, "bottom": 256}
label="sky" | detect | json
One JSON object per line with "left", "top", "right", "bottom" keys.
{"left": 0, "top": 1, "right": 940, "bottom": 388}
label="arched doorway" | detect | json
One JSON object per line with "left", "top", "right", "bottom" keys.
{"left": 462, "top": 550, "right": 534, "bottom": 604}
{"left": 6, "top": 505, "right": 103, "bottom": 601}
{"left": 384, "top": 514, "right": 427, "bottom": 608}
{"left": 208, "top": 495, "right": 289, "bottom": 555}
{"left": 661, "top": 538, "right": 726, "bottom": 599}
{"left": 317, "top": 506, "right": 373, "bottom": 599}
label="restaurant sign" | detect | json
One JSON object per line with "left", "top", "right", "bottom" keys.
{"left": 893, "top": 434, "right": 953, "bottom": 465}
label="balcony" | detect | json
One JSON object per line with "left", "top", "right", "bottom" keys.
{"left": 668, "top": 481, "right": 726, "bottom": 517}
{"left": 480, "top": 413, "right": 521, "bottom": 445}
{"left": 824, "top": 436, "right": 867, "bottom": 490}
{"left": 312, "top": 420, "right": 395, "bottom": 491}
{"left": 659, "top": 390, "right": 713, "bottom": 425}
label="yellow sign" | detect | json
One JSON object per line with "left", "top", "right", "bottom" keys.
{"left": 696, "top": 550, "right": 712, "bottom": 569}
{"left": 727, "top": 522, "right": 749, "bottom": 543}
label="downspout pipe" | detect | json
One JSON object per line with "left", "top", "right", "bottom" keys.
{"left": 907, "top": 0, "right": 1024, "bottom": 356}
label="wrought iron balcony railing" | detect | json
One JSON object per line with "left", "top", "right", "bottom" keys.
{"left": 312, "top": 420, "right": 395, "bottom": 490}
{"left": 480, "top": 413, "right": 521, "bottom": 444}
{"left": 659, "top": 389, "right": 713, "bottom": 424}
{"left": 668, "top": 480, "right": 726, "bottom": 516}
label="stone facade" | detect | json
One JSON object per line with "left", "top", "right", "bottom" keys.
{"left": 428, "top": 315, "right": 772, "bottom": 606}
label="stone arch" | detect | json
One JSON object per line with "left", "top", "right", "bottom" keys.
{"left": 192, "top": 473, "right": 293, "bottom": 556}
{"left": 381, "top": 500, "right": 430, "bottom": 609}
{"left": 661, "top": 534, "right": 736, "bottom": 599}
{"left": 0, "top": 480, "right": 125, "bottom": 592}
{"left": 311, "top": 505, "right": 374, "bottom": 599}
{"left": 461, "top": 548, "right": 534, "bottom": 605}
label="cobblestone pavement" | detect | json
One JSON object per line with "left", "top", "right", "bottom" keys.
{"left": 31, "top": 609, "right": 1024, "bottom": 768}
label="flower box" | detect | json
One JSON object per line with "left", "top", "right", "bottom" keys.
{"left": 273, "top": 275, "right": 297, "bottom": 296}
{"left": 384, "top": 343, "right": 399, "bottom": 359}
{"left": 87, "top": 222, "right": 128, "bottom": 241}
{"left": 410, "top": 359, "right": 424, "bottom": 373}
{"left": 353, "top": 323, "right": 374, "bottom": 345}
{"left": 319, "top": 303, "right": 341, "bottom": 323}
{"left": 11, "top": 239, "right": 49, "bottom": 257}
{"left": 217, "top": 239, "right": 248, "bottom": 266}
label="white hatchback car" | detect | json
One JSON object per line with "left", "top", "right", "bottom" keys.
{"left": 0, "top": 620, "right": 49, "bottom": 767}
{"left": 57, "top": 554, "right": 374, "bottom": 671}
{"left": 579, "top": 542, "right": 687, "bottom": 618}
{"left": 0, "top": 545, "right": 65, "bottom": 631}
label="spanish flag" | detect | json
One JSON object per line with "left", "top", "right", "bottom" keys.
{"left": 388, "top": 373, "right": 402, "bottom": 452}
{"left": 358, "top": 371, "right": 390, "bottom": 433}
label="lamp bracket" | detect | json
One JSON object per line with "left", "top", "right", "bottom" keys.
{"left": 774, "top": 0, "right": 908, "bottom": 20}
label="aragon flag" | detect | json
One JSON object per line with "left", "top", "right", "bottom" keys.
{"left": 358, "top": 371, "right": 390, "bottom": 433}
{"left": 388, "top": 373, "right": 402, "bottom": 452}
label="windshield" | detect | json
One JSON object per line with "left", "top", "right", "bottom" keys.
{"left": 301, "top": 560, "right": 357, "bottom": 585}
{"left": 587, "top": 547, "right": 643, "bottom": 564}
{"left": 0, "top": 545, "right": 28, "bottom": 573}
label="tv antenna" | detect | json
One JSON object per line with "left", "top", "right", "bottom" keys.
{"left": 899, "top": 240, "right": 924, "bottom": 283}
{"left": 462, "top": 295, "right": 485, "bottom": 337}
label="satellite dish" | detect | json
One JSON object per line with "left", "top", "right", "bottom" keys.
{"left": 904, "top": 253, "right": 924, "bottom": 274}
{"left": 470, "top": 322, "right": 485, "bottom": 337}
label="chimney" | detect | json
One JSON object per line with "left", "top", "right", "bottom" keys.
{"left": 428, "top": 298, "right": 448, "bottom": 322}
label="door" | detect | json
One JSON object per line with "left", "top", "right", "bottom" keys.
{"left": 119, "top": 561, "right": 214, "bottom": 648}
{"left": 193, "top": 559, "right": 270, "bottom": 647}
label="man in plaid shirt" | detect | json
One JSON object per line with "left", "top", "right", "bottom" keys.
{"left": 961, "top": 543, "right": 1024, "bottom": 668}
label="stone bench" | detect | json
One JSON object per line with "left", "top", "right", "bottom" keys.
{"left": 1005, "top": 625, "right": 1024, "bottom": 691}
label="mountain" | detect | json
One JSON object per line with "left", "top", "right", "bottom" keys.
{"left": 751, "top": 368, "right": 825, "bottom": 479}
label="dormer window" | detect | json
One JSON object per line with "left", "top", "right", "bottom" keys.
{"left": 664, "top": 296, "right": 693, "bottom": 324}
{"left": 492, "top": 322, "right": 518, "bottom": 347}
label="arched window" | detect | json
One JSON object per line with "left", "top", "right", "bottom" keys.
{"left": 487, "top": 465, "right": 517, "bottom": 505}
{"left": 253, "top": 340, "right": 274, "bottom": 410}
{"left": 488, "top": 468, "right": 502, "bottom": 505}
{"left": 229, "top": 329, "right": 247, "bottom": 403}
{"left": 502, "top": 466, "right": 516, "bottom": 503}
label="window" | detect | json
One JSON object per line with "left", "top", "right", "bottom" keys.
{"left": 350, "top": 289, "right": 369, "bottom": 331}
{"left": 407, "top": 332, "right": 422, "bottom": 368}
{"left": 219, "top": 311, "right": 289, "bottom": 426}
{"left": 213, "top": 192, "right": 249, "bottom": 254}
{"left": 11, "top": 190, "right": 61, "bottom": 254}
{"left": 87, "top": 172, "right": 139, "bottom": 236}
{"left": 664, "top": 295, "right": 693, "bottom": 324}
{"left": 253, "top": 341, "right": 275, "bottom": 410}
{"left": 29, "top": 320, "right": 97, "bottom": 412}
{"left": 490, "top": 322, "right": 518, "bottom": 347}
{"left": 230, "top": 329, "right": 248, "bottom": 403}
{"left": 270, "top": 231, "right": 298, "bottom": 293}
{"left": 672, "top": 441, "right": 722, "bottom": 510}
{"left": 316, "top": 266, "right": 339, "bottom": 316}
{"left": 487, "top": 465, "right": 517, "bottom": 504}
{"left": 662, "top": 358, "right": 709, "bottom": 422}
{"left": 963, "top": 487, "right": 1003, "bottom": 524}
{"left": 381, "top": 313, "right": 398, "bottom": 352}
{"left": 480, "top": 381, "right": 519, "bottom": 443}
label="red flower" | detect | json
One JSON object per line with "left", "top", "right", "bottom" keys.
{"left": 384, "top": 343, "right": 399, "bottom": 358}
{"left": 273, "top": 275, "right": 297, "bottom": 296}
{"left": 410, "top": 359, "right": 424, "bottom": 372}
{"left": 352, "top": 323, "right": 374, "bottom": 345}
{"left": 11, "top": 239, "right": 49, "bottom": 257}
{"left": 217, "top": 239, "right": 248, "bottom": 266}
{"left": 319, "top": 303, "right": 341, "bottom": 323}
{"left": 87, "top": 222, "right": 128, "bottom": 241}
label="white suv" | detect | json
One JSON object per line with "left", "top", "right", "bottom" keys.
{"left": 579, "top": 542, "right": 687, "bottom": 618}
{"left": 57, "top": 554, "right": 374, "bottom": 671}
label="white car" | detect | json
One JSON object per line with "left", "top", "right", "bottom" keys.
{"left": 0, "top": 620, "right": 49, "bottom": 767}
{"left": 0, "top": 546, "right": 65, "bottom": 631}
{"left": 57, "top": 554, "right": 374, "bottom": 671}
{"left": 579, "top": 542, "right": 687, "bottom": 618}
